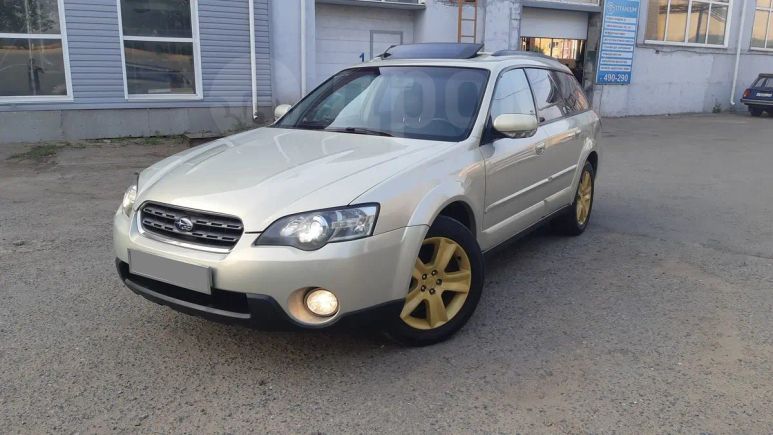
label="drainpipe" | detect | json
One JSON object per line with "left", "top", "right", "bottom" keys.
{"left": 248, "top": 0, "right": 258, "bottom": 119}
{"left": 300, "top": 0, "right": 308, "bottom": 96}
{"left": 730, "top": 0, "right": 749, "bottom": 109}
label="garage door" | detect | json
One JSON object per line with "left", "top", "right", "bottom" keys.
{"left": 520, "top": 7, "right": 589, "bottom": 40}
{"left": 315, "top": 4, "right": 415, "bottom": 85}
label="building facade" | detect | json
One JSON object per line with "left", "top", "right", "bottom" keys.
{"left": 593, "top": 0, "right": 773, "bottom": 116}
{"left": 273, "top": 0, "right": 602, "bottom": 104}
{"left": 275, "top": 0, "right": 772, "bottom": 117}
{"left": 1, "top": 0, "right": 771, "bottom": 143}
{"left": 0, "top": 0, "right": 273, "bottom": 142}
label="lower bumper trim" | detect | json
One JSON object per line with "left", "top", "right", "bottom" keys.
{"left": 116, "top": 259, "right": 402, "bottom": 331}
{"left": 741, "top": 98, "right": 773, "bottom": 107}
{"left": 124, "top": 277, "right": 251, "bottom": 320}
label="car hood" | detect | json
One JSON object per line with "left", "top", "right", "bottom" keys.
{"left": 136, "top": 127, "right": 445, "bottom": 231}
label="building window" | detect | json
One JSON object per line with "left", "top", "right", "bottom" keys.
{"left": 645, "top": 0, "right": 732, "bottom": 46}
{"left": 0, "top": 0, "right": 72, "bottom": 101}
{"left": 752, "top": 0, "right": 773, "bottom": 49}
{"left": 118, "top": 0, "right": 201, "bottom": 99}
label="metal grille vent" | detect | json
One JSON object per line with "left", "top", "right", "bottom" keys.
{"left": 139, "top": 202, "right": 244, "bottom": 250}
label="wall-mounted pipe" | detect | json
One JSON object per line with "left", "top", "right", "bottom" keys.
{"left": 300, "top": 0, "right": 307, "bottom": 96}
{"left": 730, "top": 0, "right": 749, "bottom": 109}
{"left": 248, "top": 0, "right": 258, "bottom": 119}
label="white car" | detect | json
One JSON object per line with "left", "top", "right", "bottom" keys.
{"left": 114, "top": 43, "right": 601, "bottom": 346}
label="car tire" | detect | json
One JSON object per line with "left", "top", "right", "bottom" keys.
{"left": 553, "top": 160, "right": 596, "bottom": 236}
{"left": 384, "top": 216, "right": 484, "bottom": 346}
{"left": 750, "top": 107, "right": 763, "bottom": 117}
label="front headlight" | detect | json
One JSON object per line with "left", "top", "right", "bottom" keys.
{"left": 121, "top": 184, "right": 137, "bottom": 216}
{"left": 254, "top": 204, "right": 379, "bottom": 251}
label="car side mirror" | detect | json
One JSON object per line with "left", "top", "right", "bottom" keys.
{"left": 274, "top": 104, "right": 292, "bottom": 121}
{"left": 492, "top": 114, "right": 538, "bottom": 138}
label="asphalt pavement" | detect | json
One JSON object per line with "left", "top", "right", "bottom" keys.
{"left": 1, "top": 113, "right": 771, "bottom": 433}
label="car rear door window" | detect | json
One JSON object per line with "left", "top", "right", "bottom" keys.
{"left": 524, "top": 69, "right": 564, "bottom": 123}
{"left": 556, "top": 72, "right": 590, "bottom": 115}
{"left": 490, "top": 69, "right": 537, "bottom": 120}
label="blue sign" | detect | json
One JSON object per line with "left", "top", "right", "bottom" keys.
{"left": 596, "top": 0, "right": 640, "bottom": 85}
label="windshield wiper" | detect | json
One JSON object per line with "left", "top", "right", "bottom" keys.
{"left": 295, "top": 121, "right": 330, "bottom": 130}
{"left": 327, "top": 127, "right": 393, "bottom": 137}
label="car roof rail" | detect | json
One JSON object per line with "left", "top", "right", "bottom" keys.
{"left": 491, "top": 49, "right": 557, "bottom": 61}
{"left": 377, "top": 43, "right": 485, "bottom": 60}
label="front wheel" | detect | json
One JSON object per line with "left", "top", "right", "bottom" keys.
{"left": 384, "top": 216, "right": 484, "bottom": 346}
{"left": 750, "top": 107, "right": 763, "bottom": 117}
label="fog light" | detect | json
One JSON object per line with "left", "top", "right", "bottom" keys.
{"left": 305, "top": 288, "right": 338, "bottom": 317}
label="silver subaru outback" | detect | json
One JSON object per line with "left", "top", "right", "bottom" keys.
{"left": 114, "top": 43, "right": 601, "bottom": 346}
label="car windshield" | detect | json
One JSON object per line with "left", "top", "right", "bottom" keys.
{"left": 274, "top": 66, "right": 490, "bottom": 142}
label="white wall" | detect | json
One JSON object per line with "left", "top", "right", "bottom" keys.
{"left": 594, "top": 49, "right": 735, "bottom": 115}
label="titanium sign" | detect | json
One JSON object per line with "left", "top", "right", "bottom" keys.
{"left": 596, "top": 0, "right": 641, "bottom": 85}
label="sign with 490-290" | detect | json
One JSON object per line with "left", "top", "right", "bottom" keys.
{"left": 596, "top": 0, "right": 640, "bottom": 85}
{"left": 600, "top": 73, "right": 631, "bottom": 83}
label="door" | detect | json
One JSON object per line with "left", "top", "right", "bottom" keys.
{"left": 482, "top": 68, "right": 547, "bottom": 240}
{"left": 524, "top": 68, "right": 586, "bottom": 211}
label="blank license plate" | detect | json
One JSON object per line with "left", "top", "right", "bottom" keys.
{"left": 758, "top": 92, "right": 773, "bottom": 97}
{"left": 129, "top": 250, "right": 212, "bottom": 294}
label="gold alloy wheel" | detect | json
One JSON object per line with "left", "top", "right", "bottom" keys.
{"left": 575, "top": 169, "right": 593, "bottom": 225}
{"left": 400, "top": 237, "right": 472, "bottom": 330}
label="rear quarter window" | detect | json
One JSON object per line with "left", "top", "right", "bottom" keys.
{"left": 556, "top": 72, "right": 590, "bottom": 114}
{"left": 525, "top": 68, "right": 589, "bottom": 123}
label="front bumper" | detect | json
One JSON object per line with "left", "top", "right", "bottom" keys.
{"left": 741, "top": 98, "right": 773, "bottom": 107}
{"left": 116, "top": 260, "right": 403, "bottom": 330}
{"left": 114, "top": 210, "right": 427, "bottom": 328}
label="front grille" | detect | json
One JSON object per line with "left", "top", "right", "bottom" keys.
{"left": 139, "top": 202, "right": 244, "bottom": 250}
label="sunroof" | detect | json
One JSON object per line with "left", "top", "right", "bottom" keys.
{"left": 382, "top": 43, "right": 484, "bottom": 60}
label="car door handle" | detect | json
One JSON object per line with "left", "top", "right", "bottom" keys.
{"left": 570, "top": 128, "right": 582, "bottom": 139}
{"left": 535, "top": 142, "right": 546, "bottom": 155}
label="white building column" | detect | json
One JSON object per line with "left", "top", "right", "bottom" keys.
{"left": 482, "top": 0, "right": 521, "bottom": 52}
{"left": 270, "top": 0, "right": 316, "bottom": 105}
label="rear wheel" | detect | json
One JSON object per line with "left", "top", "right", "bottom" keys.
{"left": 553, "top": 160, "right": 595, "bottom": 236}
{"left": 385, "top": 216, "right": 484, "bottom": 346}
{"left": 750, "top": 107, "right": 764, "bottom": 117}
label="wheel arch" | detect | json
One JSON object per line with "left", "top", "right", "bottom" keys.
{"left": 406, "top": 186, "right": 482, "bottom": 239}
{"left": 587, "top": 150, "right": 599, "bottom": 172}
{"left": 435, "top": 201, "right": 476, "bottom": 233}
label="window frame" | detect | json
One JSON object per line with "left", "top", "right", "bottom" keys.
{"left": 0, "top": 0, "right": 73, "bottom": 104}
{"left": 273, "top": 65, "right": 492, "bottom": 143}
{"left": 524, "top": 67, "right": 571, "bottom": 125}
{"left": 750, "top": 0, "right": 773, "bottom": 51}
{"left": 488, "top": 67, "right": 539, "bottom": 123}
{"left": 482, "top": 66, "right": 592, "bottom": 144}
{"left": 116, "top": 0, "right": 203, "bottom": 101}
{"left": 644, "top": 0, "right": 735, "bottom": 48}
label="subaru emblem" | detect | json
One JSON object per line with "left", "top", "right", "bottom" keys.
{"left": 175, "top": 216, "right": 194, "bottom": 232}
